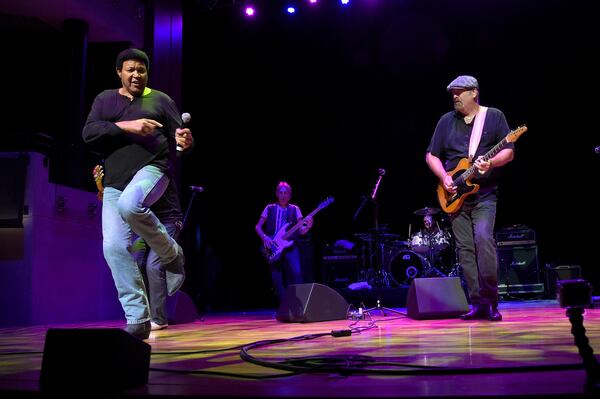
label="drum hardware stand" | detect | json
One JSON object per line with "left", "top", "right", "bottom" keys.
{"left": 362, "top": 299, "right": 404, "bottom": 317}
{"left": 422, "top": 231, "right": 447, "bottom": 278}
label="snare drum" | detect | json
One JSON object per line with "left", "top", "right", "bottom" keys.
{"left": 409, "top": 232, "right": 430, "bottom": 253}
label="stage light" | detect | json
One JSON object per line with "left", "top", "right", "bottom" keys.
{"left": 245, "top": 6, "right": 256, "bottom": 17}
{"left": 308, "top": 0, "right": 318, "bottom": 4}
{"left": 340, "top": 0, "right": 350, "bottom": 5}
{"left": 287, "top": 6, "right": 296, "bottom": 14}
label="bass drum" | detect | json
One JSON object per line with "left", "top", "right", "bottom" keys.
{"left": 388, "top": 250, "right": 430, "bottom": 286}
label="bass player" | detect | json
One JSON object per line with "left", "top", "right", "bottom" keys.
{"left": 255, "top": 181, "right": 313, "bottom": 304}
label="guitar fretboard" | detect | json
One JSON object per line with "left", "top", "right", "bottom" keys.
{"left": 282, "top": 205, "right": 324, "bottom": 240}
{"left": 454, "top": 137, "right": 509, "bottom": 185}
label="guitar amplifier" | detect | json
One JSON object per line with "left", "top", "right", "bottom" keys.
{"left": 496, "top": 226, "right": 536, "bottom": 247}
{"left": 497, "top": 245, "right": 543, "bottom": 295}
{"left": 321, "top": 255, "right": 360, "bottom": 289}
{"left": 545, "top": 264, "right": 583, "bottom": 298}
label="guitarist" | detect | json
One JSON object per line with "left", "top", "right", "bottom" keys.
{"left": 425, "top": 75, "right": 514, "bottom": 322}
{"left": 255, "top": 182, "right": 313, "bottom": 304}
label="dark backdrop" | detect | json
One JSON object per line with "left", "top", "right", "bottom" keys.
{"left": 2, "top": 0, "right": 598, "bottom": 312}
{"left": 179, "top": 0, "right": 599, "bottom": 311}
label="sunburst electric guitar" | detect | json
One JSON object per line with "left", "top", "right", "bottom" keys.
{"left": 261, "top": 197, "right": 334, "bottom": 263}
{"left": 437, "top": 125, "right": 527, "bottom": 213}
{"left": 93, "top": 165, "right": 104, "bottom": 201}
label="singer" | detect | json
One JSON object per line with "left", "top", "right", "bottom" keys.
{"left": 82, "top": 48, "right": 194, "bottom": 339}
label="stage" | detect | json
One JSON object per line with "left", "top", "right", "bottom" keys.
{"left": 0, "top": 299, "right": 598, "bottom": 398}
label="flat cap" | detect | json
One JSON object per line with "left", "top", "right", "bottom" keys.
{"left": 446, "top": 75, "right": 479, "bottom": 91}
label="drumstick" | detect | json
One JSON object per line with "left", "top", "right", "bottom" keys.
{"left": 408, "top": 223, "right": 411, "bottom": 239}
{"left": 435, "top": 221, "right": 441, "bottom": 231}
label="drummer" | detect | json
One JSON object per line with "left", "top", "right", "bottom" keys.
{"left": 423, "top": 215, "right": 439, "bottom": 235}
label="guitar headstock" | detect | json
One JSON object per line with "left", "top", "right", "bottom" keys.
{"left": 93, "top": 165, "right": 105, "bottom": 201}
{"left": 93, "top": 165, "right": 104, "bottom": 183}
{"left": 506, "top": 125, "right": 527, "bottom": 143}
{"left": 319, "top": 196, "right": 335, "bottom": 209}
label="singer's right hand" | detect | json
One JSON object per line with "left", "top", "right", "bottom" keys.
{"left": 115, "top": 119, "right": 163, "bottom": 136}
{"left": 175, "top": 128, "right": 193, "bottom": 150}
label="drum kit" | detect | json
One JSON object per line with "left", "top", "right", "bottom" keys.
{"left": 354, "top": 206, "right": 459, "bottom": 288}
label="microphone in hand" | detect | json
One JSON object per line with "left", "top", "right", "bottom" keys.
{"left": 177, "top": 112, "right": 192, "bottom": 152}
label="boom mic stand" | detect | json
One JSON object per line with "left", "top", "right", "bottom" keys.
{"left": 182, "top": 185, "right": 204, "bottom": 229}
{"left": 368, "top": 169, "right": 391, "bottom": 287}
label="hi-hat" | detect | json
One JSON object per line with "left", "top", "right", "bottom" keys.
{"left": 413, "top": 207, "right": 441, "bottom": 216}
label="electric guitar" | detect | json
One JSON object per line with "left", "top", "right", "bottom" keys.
{"left": 93, "top": 165, "right": 104, "bottom": 201}
{"left": 437, "top": 125, "right": 527, "bottom": 213}
{"left": 261, "top": 196, "right": 334, "bottom": 263}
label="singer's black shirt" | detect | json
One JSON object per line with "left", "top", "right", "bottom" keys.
{"left": 82, "top": 88, "right": 182, "bottom": 190}
{"left": 427, "top": 107, "right": 513, "bottom": 203}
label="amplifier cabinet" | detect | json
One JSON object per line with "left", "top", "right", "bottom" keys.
{"left": 321, "top": 255, "right": 359, "bottom": 289}
{"left": 544, "top": 265, "right": 582, "bottom": 298}
{"left": 497, "top": 245, "right": 544, "bottom": 295}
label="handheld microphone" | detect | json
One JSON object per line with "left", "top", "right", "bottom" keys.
{"left": 177, "top": 112, "right": 192, "bottom": 152}
{"left": 189, "top": 185, "right": 204, "bottom": 193}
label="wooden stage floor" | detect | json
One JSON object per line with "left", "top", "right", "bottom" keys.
{"left": 1, "top": 299, "right": 599, "bottom": 398}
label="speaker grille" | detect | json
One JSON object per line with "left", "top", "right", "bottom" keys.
{"left": 497, "top": 245, "right": 543, "bottom": 294}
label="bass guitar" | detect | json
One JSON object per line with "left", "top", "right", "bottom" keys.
{"left": 262, "top": 196, "right": 334, "bottom": 263}
{"left": 437, "top": 125, "right": 527, "bottom": 213}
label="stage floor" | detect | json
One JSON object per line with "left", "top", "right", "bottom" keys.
{"left": 1, "top": 299, "right": 599, "bottom": 398}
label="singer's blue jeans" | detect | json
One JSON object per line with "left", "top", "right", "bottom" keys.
{"left": 102, "top": 165, "right": 179, "bottom": 324}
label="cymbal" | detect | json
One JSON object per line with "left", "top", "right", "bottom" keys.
{"left": 413, "top": 207, "right": 441, "bottom": 216}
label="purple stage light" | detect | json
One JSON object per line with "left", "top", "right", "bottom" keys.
{"left": 340, "top": 0, "right": 350, "bottom": 5}
{"left": 245, "top": 6, "right": 256, "bottom": 17}
{"left": 287, "top": 6, "right": 296, "bottom": 14}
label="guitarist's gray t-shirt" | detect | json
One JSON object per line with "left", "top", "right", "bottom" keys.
{"left": 427, "top": 107, "right": 513, "bottom": 203}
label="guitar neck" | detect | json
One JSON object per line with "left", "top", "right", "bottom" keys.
{"left": 282, "top": 206, "right": 323, "bottom": 240}
{"left": 456, "top": 136, "right": 509, "bottom": 183}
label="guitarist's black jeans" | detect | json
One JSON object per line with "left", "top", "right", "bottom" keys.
{"left": 450, "top": 199, "right": 498, "bottom": 306}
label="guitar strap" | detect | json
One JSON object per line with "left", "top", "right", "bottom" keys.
{"left": 468, "top": 106, "right": 488, "bottom": 161}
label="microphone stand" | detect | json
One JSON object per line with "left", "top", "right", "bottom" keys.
{"left": 352, "top": 195, "right": 369, "bottom": 222}
{"left": 182, "top": 186, "right": 203, "bottom": 229}
{"left": 371, "top": 169, "right": 384, "bottom": 233}
{"left": 369, "top": 169, "right": 389, "bottom": 288}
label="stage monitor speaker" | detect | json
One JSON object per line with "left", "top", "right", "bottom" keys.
{"left": 545, "top": 264, "right": 582, "bottom": 298}
{"left": 40, "top": 328, "right": 151, "bottom": 392}
{"left": 167, "top": 290, "right": 198, "bottom": 324}
{"left": 276, "top": 283, "right": 349, "bottom": 323}
{"left": 406, "top": 277, "right": 469, "bottom": 320}
{"left": 497, "top": 245, "right": 543, "bottom": 294}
